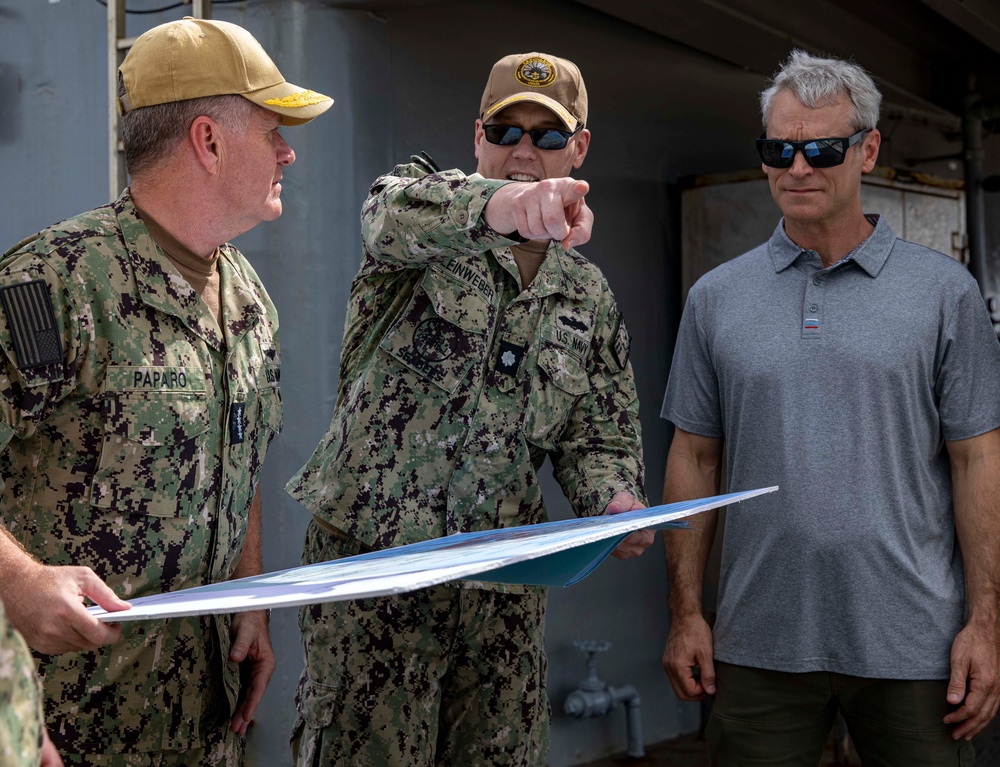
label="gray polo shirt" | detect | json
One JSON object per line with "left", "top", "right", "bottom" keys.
{"left": 662, "top": 215, "right": 1000, "bottom": 679}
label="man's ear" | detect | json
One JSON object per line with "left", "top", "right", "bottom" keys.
{"left": 861, "top": 128, "right": 881, "bottom": 174}
{"left": 474, "top": 118, "right": 485, "bottom": 161}
{"left": 190, "top": 115, "right": 223, "bottom": 175}
{"left": 572, "top": 128, "right": 591, "bottom": 170}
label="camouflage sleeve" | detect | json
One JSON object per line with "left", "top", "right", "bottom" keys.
{"left": 360, "top": 165, "right": 520, "bottom": 271}
{"left": 0, "top": 599, "right": 42, "bottom": 767}
{"left": 550, "top": 284, "right": 646, "bottom": 516}
{"left": 0, "top": 252, "right": 85, "bottom": 451}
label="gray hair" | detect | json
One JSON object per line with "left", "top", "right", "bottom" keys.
{"left": 119, "top": 77, "right": 259, "bottom": 177}
{"left": 760, "top": 49, "right": 881, "bottom": 132}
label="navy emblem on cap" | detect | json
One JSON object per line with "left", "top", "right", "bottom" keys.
{"left": 516, "top": 57, "right": 557, "bottom": 88}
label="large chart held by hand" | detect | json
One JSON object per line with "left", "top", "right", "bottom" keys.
{"left": 90, "top": 487, "right": 777, "bottom": 622}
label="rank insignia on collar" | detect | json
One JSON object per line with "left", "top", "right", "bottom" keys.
{"left": 0, "top": 280, "right": 63, "bottom": 369}
{"left": 497, "top": 340, "right": 525, "bottom": 376}
{"left": 230, "top": 402, "right": 246, "bottom": 445}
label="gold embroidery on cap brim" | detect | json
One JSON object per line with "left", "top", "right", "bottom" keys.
{"left": 264, "top": 90, "right": 328, "bottom": 108}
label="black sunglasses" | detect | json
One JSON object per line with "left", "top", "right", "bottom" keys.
{"left": 756, "top": 129, "right": 870, "bottom": 169}
{"left": 483, "top": 123, "right": 582, "bottom": 151}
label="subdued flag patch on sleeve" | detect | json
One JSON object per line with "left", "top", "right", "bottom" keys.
{"left": 0, "top": 280, "right": 63, "bottom": 369}
{"left": 613, "top": 318, "right": 631, "bottom": 369}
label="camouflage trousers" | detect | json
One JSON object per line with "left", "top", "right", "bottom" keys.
{"left": 61, "top": 727, "right": 244, "bottom": 766}
{"left": 291, "top": 519, "right": 550, "bottom": 767}
{"left": 57, "top": 628, "right": 244, "bottom": 766}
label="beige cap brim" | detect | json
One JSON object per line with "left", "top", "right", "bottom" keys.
{"left": 482, "top": 92, "right": 578, "bottom": 132}
{"left": 246, "top": 80, "right": 334, "bottom": 126}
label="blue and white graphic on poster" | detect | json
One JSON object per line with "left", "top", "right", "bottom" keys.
{"left": 90, "top": 487, "right": 777, "bottom": 622}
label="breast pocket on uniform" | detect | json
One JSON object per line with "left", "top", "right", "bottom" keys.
{"left": 258, "top": 386, "right": 282, "bottom": 437}
{"left": 523, "top": 340, "right": 590, "bottom": 450}
{"left": 90, "top": 366, "right": 211, "bottom": 518}
{"left": 378, "top": 268, "right": 490, "bottom": 393}
{"left": 256, "top": 345, "right": 283, "bottom": 442}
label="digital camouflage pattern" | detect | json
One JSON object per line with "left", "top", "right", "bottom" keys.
{"left": 287, "top": 163, "right": 644, "bottom": 765}
{"left": 287, "top": 163, "right": 645, "bottom": 556}
{"left": 60, "top": 721, "right": 243, "bottom": 767}
{"left": 0, "top": 599, "right": 41, "bottom": 767}
{"left": 292, "top": 521, "right": 549, "bottom": 767}
{"left": 0, "top": 190, "right": 281, "bottom": 756}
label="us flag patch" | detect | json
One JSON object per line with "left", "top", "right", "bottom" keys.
{"left": 0, "top": 280, "right": 62, "bottom": 369}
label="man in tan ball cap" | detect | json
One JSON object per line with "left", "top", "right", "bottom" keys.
{"left": 288, "top": 50, "right": 649, "bottom": 767}
{"left": 0, "top": 16, "right": 330, "bottom": 767}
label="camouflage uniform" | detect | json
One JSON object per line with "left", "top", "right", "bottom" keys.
{"left": 287, "top": 163, "right": 644, "bottom": 765}
{"left": 0, "top": 599, "right": 42, "bottom": 767}
{"left": 0, "top": 190, "right": 282, "bottom": 759}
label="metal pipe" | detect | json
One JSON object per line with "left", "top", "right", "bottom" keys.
{"left": 962, "top": 89, "right": 988, "bottom": 290}
{"left": 619, "top": 685, "right": 644, "bottom": 759}
{"left": 962, "top": 89, "right": 1000, "bottom": 335}
{"left": 563, "top": 641, "right": 645, "bottom": 759}
{"left": 563, "top": 685, "right": 645, "bottom": 758}
{"left": 108, "top": 0, "right": 127, "bottom": 202}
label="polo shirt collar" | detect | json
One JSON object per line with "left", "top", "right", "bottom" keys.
{"left": 769, "top": 214, "right": 896, "bottom": 277}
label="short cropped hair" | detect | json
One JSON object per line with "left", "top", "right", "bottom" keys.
{"left": 760, "top": 49, "right": 881, "bottom": 132}
{"left": 119, "top": 76, "right": 258, "bottom": 176}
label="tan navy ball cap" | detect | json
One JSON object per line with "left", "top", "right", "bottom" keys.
{"left": 480, "top": 52, "right": 587, "bottom": 132}
{"left": 117, "top": 17, "right": 333, "bottom": 126}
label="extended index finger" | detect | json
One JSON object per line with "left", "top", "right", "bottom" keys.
{"left": 560, "top": 178, "right": 590, "bottom": 202}
{"left": 562, "top": 198, "right": 594, "bottom": 250}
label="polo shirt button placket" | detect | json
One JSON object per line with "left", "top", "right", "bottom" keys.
{"left": 803, "top": 272, "right": 824, "bottom": 339}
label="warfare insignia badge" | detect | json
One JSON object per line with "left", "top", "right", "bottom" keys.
{"left": 558, "top": 314, "right": 588, "bottom": 334}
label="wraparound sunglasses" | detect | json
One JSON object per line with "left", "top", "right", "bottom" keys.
{"left": 483, "top": 124, "right": 583, "bottom": 151}
{"left": 756, "top": 129, "right": 870, "bottom": 168}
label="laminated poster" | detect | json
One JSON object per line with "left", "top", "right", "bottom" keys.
{"left": 90, "top": 486, "right": 778, "bottom": 622}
